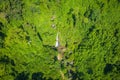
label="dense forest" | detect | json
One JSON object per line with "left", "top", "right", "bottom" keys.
{"left": 0, "top": 0, "right": 120, "bottom": 80}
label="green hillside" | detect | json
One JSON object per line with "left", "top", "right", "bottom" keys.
{"left": 0, "top": 0, "right": 120, "bottom": 80}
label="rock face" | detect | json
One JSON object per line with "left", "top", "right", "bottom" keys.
{"left": 57, "top": 53, "right": 63, "bottom": 61}
{"left": 0, "top": 0, "right": 120, "bottom": 80}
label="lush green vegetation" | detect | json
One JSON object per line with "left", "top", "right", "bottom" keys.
{"left": 0, "top": 0, "right": 120, "bottom": 80}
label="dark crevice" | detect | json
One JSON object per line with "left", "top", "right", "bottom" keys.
{"left": 0, "top": 55, "right": 15, "bottom": 66}
{"left": 18, "top": 25, "right": 25, "bottom": 31}
{"left": 87, "top": 25, "right": 95, "bottom": 35}
{"left": 37, "top": 32, "right": 43, "bottom": 42}
{"left": 15, "top": 72, "right": 29, "bottom": 80}
{"left": 72, "top": 14, "right": 76, "bottom": 26}
{"left": 0, "top": 22, "right": 4, "bottom": 30}
{"left": 89, "top": 25, "right": 95, "bottom": 32}
{"left": 0, "top": 32, "right": 6, "bottom": 48}
{"left": 25, "top": 36, "right": 31, "bottom": 42}
{"left": 104, "top": 64, "right": 113, "bottom": 75}
{"left": 32, "top": 72, "right": 45, "bottom": 80}
{"left": 95, "top": 29, "right": 100, "bottom": 35}
{"left": 87, "top": 68, "right": 93, "bottom": 74}
{"left": 118, "top": 0, "right": 120, "bottom": 3}
{"left": 67, "top": 70, "right": 84, "bottom": 80}
{"left": 85, "top": 25, "right": 96, "bottom": 37}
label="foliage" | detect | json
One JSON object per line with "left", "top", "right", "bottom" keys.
{"left": 0, "top": 0, "right": 120, "bottom": 80}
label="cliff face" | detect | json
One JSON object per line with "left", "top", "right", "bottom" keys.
{"left": 0, "top": 0, "right": 120, "bottom": 80}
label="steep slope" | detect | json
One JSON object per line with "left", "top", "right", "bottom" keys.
{"left": 0, "top": 0, "right": 120, "bottom": 80}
